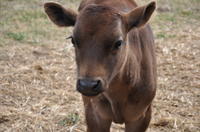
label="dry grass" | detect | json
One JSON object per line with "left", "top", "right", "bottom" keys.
{"left": 0, "top": 0, "right": 200, "bottom": 132}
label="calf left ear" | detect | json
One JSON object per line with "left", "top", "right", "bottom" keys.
{"left": 123, "top": 1, "right": 156, "bottom": 31}
{"left": 44, "top": 2, "right": 78, "bottom": 27}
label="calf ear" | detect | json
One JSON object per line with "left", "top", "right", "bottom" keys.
{"left": 44, "top": 2, "right": 77, "bottom": 27}
{"left": 123, "top": 1, "right": 156, "bottom": 31}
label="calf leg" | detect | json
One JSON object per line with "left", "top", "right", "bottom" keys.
{"left": 125, "top": 106, "right": 152, "bottom": 132}
{"left": 82, "top": 95, "right": 112, "bottom": 132}
{"left": 85, "top": 105, "right": 112, "bottom": 132}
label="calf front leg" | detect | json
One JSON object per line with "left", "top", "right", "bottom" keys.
{"left": 84, "top": 104, "right": 112, "bottom": 132}
{"left": 125, "top": 106, "right": 152, "bottom": 132}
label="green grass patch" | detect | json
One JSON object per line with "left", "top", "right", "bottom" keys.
{"left": 1, "top": 0, "right": 199, "bottom": 47}
{"left": 17, "top": 10, "right": 47, "bottom": 22}
{"left": 6, "top": 32, "right": 25, "bottom": 41}
{"left": 156, "top": 32, "right": 176, "bottom": 39}
{"left": 178, "top": 9, "right": 200, "bottom": 20}
{"left": 57, "top": 113, "right": 79, "bottom": 126}
{"left": 180, "top": 10, "right": 193, "bottom": 17}
{"left": 157, "top": 13, "right": 176, "bottom": 22}
{"left": 157, "top": 33, "right": 166, "bottom": 39}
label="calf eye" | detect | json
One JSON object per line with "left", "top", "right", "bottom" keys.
{"left": 114, "top": 40, "right": 124, "bottom": 50}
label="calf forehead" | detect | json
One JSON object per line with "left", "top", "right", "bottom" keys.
{"left": 75, "top": 5, "right": 122, "bottom": 37}
{"left": 79, "top": 4, "right": 120, "bottom": 22}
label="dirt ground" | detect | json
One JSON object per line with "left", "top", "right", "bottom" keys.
{"left": 0, "top": 0, "right": 199, "bottom": 132}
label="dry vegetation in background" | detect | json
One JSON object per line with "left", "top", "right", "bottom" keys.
{"left": 0, "top": 0, "right": 199, "bottom": 131}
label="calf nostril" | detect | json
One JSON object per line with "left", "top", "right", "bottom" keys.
{"left": 92, "top": 80, "right": 101, "bottom": 90}
{"left": 78, "top": 79, "right": 87, "bottom": 87}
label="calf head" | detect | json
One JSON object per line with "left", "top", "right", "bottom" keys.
{"left": 44, "top": 1, "right": 156, "bottom": 96}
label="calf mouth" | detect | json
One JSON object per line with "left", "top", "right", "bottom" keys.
{"left": 76, "top": 83, "right": 105, "bottom": 97}
{"left": 78, "top": 90, "right": 103, "bottom": 97}
{"left": 77, "top": 85, "right": 104, "bottom": 96}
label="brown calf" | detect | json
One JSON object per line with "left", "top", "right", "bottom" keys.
{"left": 44, "top": 0, "right": 156, "bottom": 131}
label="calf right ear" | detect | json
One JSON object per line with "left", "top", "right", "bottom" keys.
{"left": 44, "top": 2, "right": 78, "bottom": 27}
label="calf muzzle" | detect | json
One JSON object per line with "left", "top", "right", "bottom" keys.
{"left": 77, "top": 78, "right": 103, "bottom": 96}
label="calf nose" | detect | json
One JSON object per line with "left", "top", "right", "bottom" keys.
{"left": 77, "top": 79, "right": 103, "bottom": 96}
{"left": 79, "top": 79, "right": 99, "bottom": 89}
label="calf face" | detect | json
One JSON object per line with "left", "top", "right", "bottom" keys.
{"left": 44, "top": 1, "right": 155, "bottom": 96}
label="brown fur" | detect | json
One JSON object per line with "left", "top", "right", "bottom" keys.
{"left": 44, "top": 0, "right": 156, "bottom": 131}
